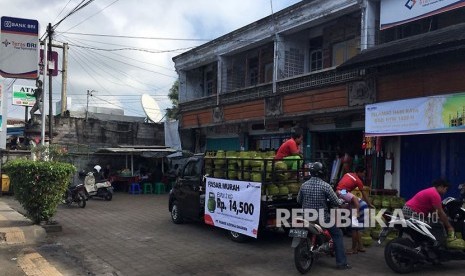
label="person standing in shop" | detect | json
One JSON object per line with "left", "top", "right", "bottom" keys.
{"left": 336, "top": 165, "right": 374, "bottom": 254}
{"left": 336, "top": 166, "right": 374, "bottom": 209}
{"left": 275, "top": 129, "right": 303, "bottom": 170}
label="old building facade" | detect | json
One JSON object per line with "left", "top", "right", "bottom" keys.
{"left": 173, "top": 0, "right": 465, "bottom": 197}
{"left": 174, "top": 0, "right": 375, "bottom": 161}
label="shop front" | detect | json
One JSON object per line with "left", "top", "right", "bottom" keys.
{"left": 305, "top": 115, "right": 365, "bottom": 185}
{"left": 365, "top": 92, "right": 465, "bottom": 199}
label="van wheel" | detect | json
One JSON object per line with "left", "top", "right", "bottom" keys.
{"left": 228, "top": 231, "right": 249, "bottom": 243}
{"left": 171, "top": 201, "right": 183, "bottom": 224}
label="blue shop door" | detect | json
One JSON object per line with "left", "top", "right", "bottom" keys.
{"left": 400, "top": 133, "right": 465, "bottom": 199}
{"left": 206, "top": 137, "right": 240, "bottom": 151}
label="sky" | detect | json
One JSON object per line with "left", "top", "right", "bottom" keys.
{"left": 0, "top": 0, "right": 301, "bottom": 121}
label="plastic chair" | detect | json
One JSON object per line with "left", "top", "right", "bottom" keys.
{"left": 129, "top": 183, "right": 141, "bottom": 194}
{"left": 154, "top": 182, "right": 165, "bottom": 194}
{"left": 143, "top": 183, "right": 153, "bottom": 194}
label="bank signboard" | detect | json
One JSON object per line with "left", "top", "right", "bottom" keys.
{"left": 365, "top": 92, "right": 465, "bottom": 136}
{"left": 380, "top": 0, "right": 465, "bottom": 30}
{"left": 204, "top": 177, "right": 261, "bottom": 238}
{"left": 0, "top": 16, "right": 39, "bottom": 79}
{"left": 12, "top": 84, "right": 37, "bottom": 107}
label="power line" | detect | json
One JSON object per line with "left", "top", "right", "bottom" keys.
{"left": 56, "top": 31, "right": 216, "bottom": 41}
{"left": 60, "top": 42, "right": 195, "bottom": 54}
{"left": 59, "top": 0, "right": 120, "bottom": 33}
{"left": 58, "top": 37, "right": 177, "bottom": 78}
{"left": 52, "top": 0, "right": 74, "bottom": 26}
{"left": 56, "top": 31, "right": 264, "bottom": 43}
{"left": 67, "top": 52, "right": 152, "bottom": 116}
{"left": 53, "top": 0, "right": 95, "bottom": 30}
{"left": 55, "top": 34, "right": 176, "bottom": 72}
{"left": 69, "top": 43, "right": 172, "bottom": 94}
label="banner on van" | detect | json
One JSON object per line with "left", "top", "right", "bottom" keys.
{"left": 204, "top": 177, "right": 261, "bottom": 238}
{"left": 365, "top": 92, "right": 465, "bottom": 136}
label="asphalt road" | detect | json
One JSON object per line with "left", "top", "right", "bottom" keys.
{"left": 2, "top": 193, "right": 464, "bottom": 275}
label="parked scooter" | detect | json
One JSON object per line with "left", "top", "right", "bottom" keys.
{"left": 63, "top": 183, "right": 87, "bottom": 208}
{"left": 380, "top": 185, "right": 465, "bottom": 273}
{"left": 84, "top": 173, "right": 113, "bottom": 201}
{"left": 289, "top": 217, "right": 335, "bottom": 274}
{"left": 80, "top": 166, "right": 113, "bottom": 201}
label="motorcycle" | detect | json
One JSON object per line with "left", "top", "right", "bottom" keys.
{"left": 442, "top": 184, "right": 465, "bottom": 239}
{"left": 63, "top": 183, "right": 87, "bottom": 208}
{"left": 289, "top": 217, "right": 335, "bottom": 274}
{"left": 379, "top": 186, "right": 465, "bottom": 274}
{"left": 81, "top": 171, "right": 114, "bottom": 201}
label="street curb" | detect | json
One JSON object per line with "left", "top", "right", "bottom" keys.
{"left": 0, "top": 201, "right": 46, "bottom": 245}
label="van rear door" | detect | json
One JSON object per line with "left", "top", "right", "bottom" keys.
{"left": 176, "top": 159, "right": 202, "bottom": 220}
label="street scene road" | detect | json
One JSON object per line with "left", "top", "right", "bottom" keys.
{"left": 1, "top": 193, "right": 464, "bottom": 276}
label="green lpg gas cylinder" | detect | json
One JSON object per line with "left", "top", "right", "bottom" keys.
{"left": 207, "top": 192, "right": 216, "bottom": 213}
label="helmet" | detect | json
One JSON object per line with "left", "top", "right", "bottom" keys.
{"left": 309, "top": 162, "right": 326, "bottom": 178}
{"left": 93, "top": 165, "right": 102, "bottom": 173}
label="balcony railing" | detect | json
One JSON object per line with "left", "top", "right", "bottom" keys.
{"left": 179, "top": 68, "right": 361, "bottom": 112}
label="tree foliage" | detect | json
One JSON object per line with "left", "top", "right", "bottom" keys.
{"left": 3, "top": 159, "right": 76, "bottom": 224}
{"left": 31, "top": 144, "right": 70, "bottom": 162}
{"left": 166, "top": 80, "right": 179, "bottom": 120}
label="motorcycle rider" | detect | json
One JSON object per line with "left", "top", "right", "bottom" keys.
{"left": 93, "top": 165, "right": 105, "bottom": 182}
{"left": 402, "top": 179, "right": 454, "bottom": 246}
{"left": 297, "top": 162, "right": 351, "bottom": 270}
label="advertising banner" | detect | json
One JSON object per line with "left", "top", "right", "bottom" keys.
{"left": 204, "top": 177, "right": 261, "bottom": 238}
{"left": 365, "top": 92, "right": 465, "bottom": 136}
{"left": 380, "top": 0, "right": 465, "bottom": 30}
{"left": 0, "top": 16, "right": 39, "bottom": 79}
{"left": 39, "top": 49, "right": 59, "bottom": 76}
{"left": 12, "top": 85, "right": 37, "bottom": 107}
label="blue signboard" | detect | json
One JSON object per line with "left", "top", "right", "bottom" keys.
{"left": 1, "top": 16, "right": 39, "bottom": 34}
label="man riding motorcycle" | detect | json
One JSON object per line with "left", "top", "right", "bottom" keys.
{"left": 402, "top": 179, "right": 454, "bottom": 246}
{"left": 297, "top": 162, "right": 350, "bottom": 270}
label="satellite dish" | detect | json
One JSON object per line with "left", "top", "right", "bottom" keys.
{"left": 141, "top": 94, "right": 163, "bottom": 122}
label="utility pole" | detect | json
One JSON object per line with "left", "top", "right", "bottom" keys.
{"left": 61, "top": 43, "right": 68, "bottom": 114}
{"left": 40, "top": 40, "right": 47, "bottom": 146}
{"left": 50, "top": 42, "right": 68, "bottom": 115}
{"left": 86, "top": 90, "right": 95, "bottom": 121}
{"left": 47, "top": 23, "right": 53, "bottom": 143}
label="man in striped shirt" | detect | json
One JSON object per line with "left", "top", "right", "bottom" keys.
{"left": 297, "top": 162, "right": 350, "bottom": 270}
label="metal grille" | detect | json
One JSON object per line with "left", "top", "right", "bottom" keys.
{"left": 179, "top": 69, "right": 360, "bottom": 112}
{"left": 284, "top": 48, "right": 304, "bottom": 78}
{"left": 278, "top": 69, "right": 359, "bottom": 93}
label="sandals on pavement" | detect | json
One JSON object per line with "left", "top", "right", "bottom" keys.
{"left": 346, "top": 249, "right": 358, "bottom": 255}
{"left": 357, "top": 248, "right": 366, "bottom": 253}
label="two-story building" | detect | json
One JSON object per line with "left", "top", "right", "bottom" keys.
{"left": 173, "top": 0, "right": 378, "bottom": 174}
{"left": 173, "top": 0, "right": 465, "bottom": 198}
{"left": 341, "top": 0, "right": 465, "bottom": 198}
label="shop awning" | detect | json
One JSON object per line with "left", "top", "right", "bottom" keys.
{"left": 94, "top": 146, "right": 177, "bottom": 175}
{"left": 339, "top": 22, "right": 465, "bottom": 70}
{"left": 95, "top": 147, "right": 176, "bottom": 158}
